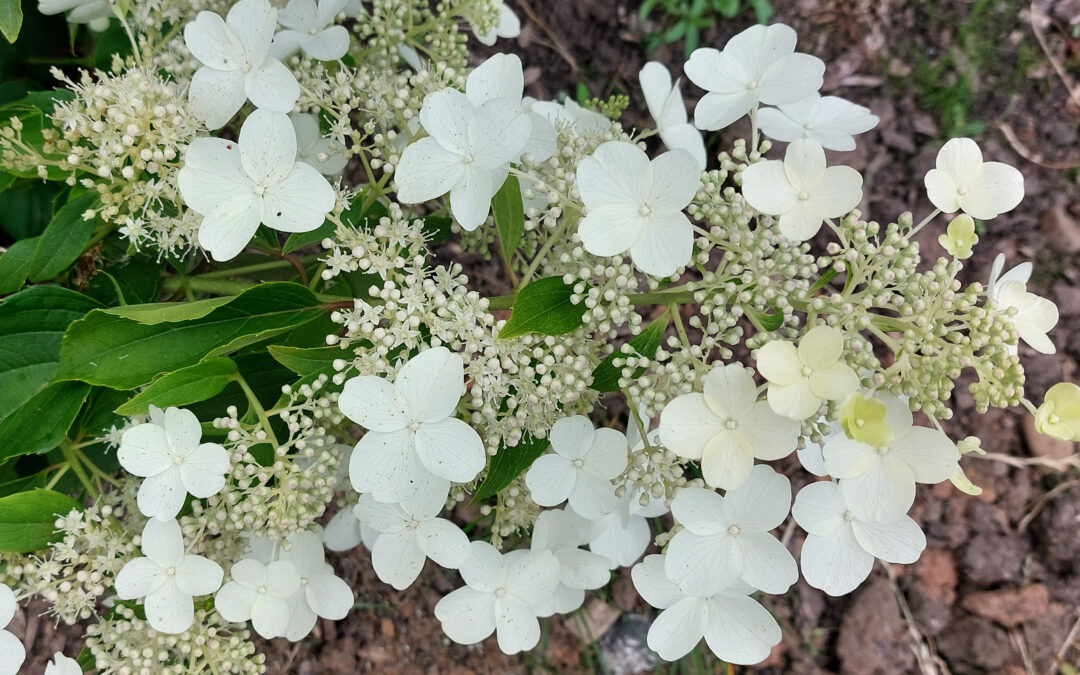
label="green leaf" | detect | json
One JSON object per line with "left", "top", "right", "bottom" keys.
{"left": 102, "top": 295, "right": 234, "bottom": 324}
{"left": 84, "top": 255, "right": 161, "bottom": 306}
{"left": 56, "top": 282, "right": 326, "bottom": 389}
{"left": 0, "top": 0, "right": 22, "bottom": 44}
{"left": 473, "top": 434, "right": 550, "bottom": 501}
{"left": 267, "top": 345, "right": 343, "bottom": 376}
{"left": 0, "top": 472, "right": 46, "bottom": 498}
{"left": 282, "top": 220, "right": 334, "bottom": 255}
{"left": 591, "top": 315, "right": 669, "bottom": 393}
{"left": 0, "top": 236, "right": 38, "bottom": 294}
{"left": 498, "top": 277, "right": 586, "bottom": 339}
{"left": 114, "top": 358, "right": 238, "bottom": 416}
{"left": 0, "top": 382, "right": 90, "bottom": 462}
{"left": 28, "top": 192, "right": 98, "bottom": 282}
{"left": 0, "top": 179, "right": 63, "bottom": 240}
{"left": 758, "top": 310, "right": 783, "bottom": 331}
{"left": 0, "top": 285, "right": 101, "bottom": 422}
{"left": 492, "top": 175, "right": 524, "bottom": 263}
{"left": 0, "top": 489, "right": 83, "bottom": 553}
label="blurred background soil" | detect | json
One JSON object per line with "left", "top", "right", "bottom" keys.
{"left": 11, "top": 0, "right": 1080, "bottom": 673}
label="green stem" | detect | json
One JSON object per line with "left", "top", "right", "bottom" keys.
{"left": 45, "top": 465, "right": 70, "bottom": 490}
{"left": 60, "top": 440, "right": 100, "bottom": 499}
{"left": 235, "top": 374, "right": 280, "bottom": 448}
{"left": 196, "top": 260, "right": 300, "bottom": 279}
{"left": 161, "top": 277, "right": 257, "bottom": 295}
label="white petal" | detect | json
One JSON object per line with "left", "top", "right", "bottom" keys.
{"left": 839, "top": 455, "right": 916, "bottom": 521}
{"left": 812, "top": 165, "right": 864, "bottom": 218}
{"left": 702, "top": 364, "right": 757, "bottom": 419}
{"left": 649, "top": 149, "right": 701, "bottom": 210}
{"left": 627, "top": 210, "right": 694, "bottom": 277}
{"left": 339, "top": 376, "right": 408, "bottom": 432}
{"left": 302, "top": 26, "right": 349, "bottom": 61}
{"left": 631, "top": 554, "right": 684, "bottom": 609}
{"left": 0, "top": 585, "right": 13, "bottom": 626}
{"left": 449, "top": 164, "right": 494, "bottom": 231}
{"left": 44, "top": 652, "right": 82, "bottom": 675}
{"left": 721, "top": 465, "right": 790, "bottom": 531}
{"left": 567, "top": 472, "right": 621, "bottom": 520}
{"left": 244, "top": 59, "right": 300, "bottom": 113}
{"left": 660, "top": 123, "right": 707, "bottom": 170}
{"left": 791, "top": 481, "right": 845, "bottom": 535}
{"left": 961, "top": 161, "right": 1024, "bottom": 219}
{"left": 372, "top": 529, "right": 425, "bottom": 590}
{"left": 419, "top": 89, "right": 471, "bottom": 155}
{"left": 416, "top": 518, "right": 471, "bottom": 569}
{"left": 395, "top": 137, "right": 466, "bottom": 204}
{"left": 777, "top": 202, "right": 826, "bottom": 241}
{"left": 183, "top": 11, "right": 244, "bottom": 70}
{"left": 137, "top": 469, "right": 188, "bottom": 521}
{"left": 178, "top": 138, "right": 251, "bottom": 216}
{"left": 187, "top": 68, "right": 249, "bottom": 130}
{"left": 549, "top": 416, "right": 596, "bottom": 460}
{"left": 251, "top": 595, "right": 291, "bottom": 638}
{"left": 144, "top": 581, "right": 194, "bottom": 634}
{"left": 396, "top": 347, "right": 463, "bottom": 421}
{"left": 757, "top": 53, "right": 826, "bottom": 105}
{"left": 755, "top": 340, "right": 802, "bottom": 386}
{"left": 577, "top": 203, "right": 644, "bottom": 257}
{"left": 470, "top": 99, "right": 531, "bottom": 167}
{"left": 589, "top": 512, "right": 651, "bottom": 568}
{"left": 213, "top": 580, "right": 257, "bottom": 623}
{"left": 227, "top": 0, "right": 276, "bottom": 64}
{"left": 175, "top": 555, "right": 224, "bottom": 597}
{"left": 115, "top": 558, "right": 165, "bottom": 600}
{"left": 664, "top": 530, "right": 732, "bottom": 589}
{"left": 353, "top": 494, "right": 408, "bottom": 533}
{"left": 576, "top": 141, "right": 650, "bottom": 208}
{"left": 238, "top": 109, "right": 297, "bottom": 185}
{"left": 284, "top": 595, "right": 318, "bottom": 641}
{"left": 924, "top": 168, "right": 961, "bottom": 214}
{"left": 704, "top": 592, "right": 782, "bottom": 665}
{"left": 670, "top": 487, "right": 726, "bottom": 535}
{"left": 179, "top": 444, "right": 229, "bottom": 498}
{"left": 496, "top": 4, "right": 520, "bottom": 38}
{"left": 743, "top": 161, "right": 799, "bottom": 220}
{"left": 757, "top": 105, "right": 807, "bottom": 143}
{"left": 822, "top": 434, "right": 877, "bottom": 479}
{"left": 700, "top": 432, "right": 755, "bottom": 491}
{"left": 647, "top": 597, "right": 708, "bottom": 661}
{"left": 139, "top": 519, "right": 183, "bottom": 571}
{"left": 851, "top": 516, "right": 926, "bottom": 564}
{"left": 889, "top": 427, "right": 960, "bottom": 484}
{"left": 459, "top": 541, "right": 502, "bottom": 592}
{"left": 659, "top": 393, "right": 723, "bottom": 461}
{"left": 494, "top": 597, "right": 541, "bottom": 654}
{"left": 435, "top": 587, "right": 495, "bottom": 644}
{"left": 197, "top": 195, "right": 262, "bottom": 262}
{"left": 936, "top": 137, "right": 984, "bottom": 182}
{"left": 414, "top": 417, "right": 485, "bottom": 483}
{"left": 265, "top": 560, "right": 301, "bottom": 598}
{"left": 503, "top": 549, "right": 560, "bottom": 610}
{"left": 584, "top": 427, "right": 629, "bottom": 479}
{"left": 261, "top": 163, "right": 336, "bottom": 233}
{"left": 766, "top": 379, "right": 821, "bottom": 420}
{"left": 269, "top": 29, "right": 305, "bottom": 60}
{"left": 799, "top": 528, "right": 873, "bottom": 596}
{"left": 0, "top": 630, "right": 25, "bottom": 675}
{"left": 465, "top": 53, "right": 524, "bottom": 105}
{"left": 808, "top": 363, "right": 860, "bottom": 402}
{"left": 737, "top": 531, "right": 798, "bottom": 594}
{"left": 118, "top": 424, "right": 171, "bottom": 478}
{"left": 693, "top": 90, "right": 759, "bottom": 131}
{"left": 322, "top": 507, "right": 364, "bottom": 551}
{"left": 639, "top": 61, "right": 675, "bottom": 124}
{"left": 524, "top": 454, "right": 576, "bottom": 507}
{"left": 783, "top": 138, "right": 827, "bottom": 191}
{"left": 739, "top": 401, "right": 800, "bottom": 461}
{"left": 797, "top": 326, "right": 843, "bottom": 370}
{"left": 306, "top": 571, "right": 353, "bottom": 620}
{"left": 349, "top": 429, "right": 426, "bottom": 503}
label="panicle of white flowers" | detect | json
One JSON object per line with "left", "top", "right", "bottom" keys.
{"left": 86, "top": 605, "right": 265, "bottom": 675}
{"left": 478, "top": 475, "right": 539, "bottom": 547}
{"left": 618, "top": 436, "right": 692, "bottom": 506}
{"left": 4, "top": 495, "right": 138, "bottom": 625}
{"left": 351, "top": 0, "right": 472, "bottom": 72}
{"left": 201, "top": 377, "right": 344, "bottom": 543}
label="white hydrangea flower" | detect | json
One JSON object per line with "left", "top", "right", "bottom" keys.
{"left": 434, "top": 542, "right": 559, "bottom": 654}
{"left": 395, "top": 56, "right": 532, "bottom": 230}
{"left": 291, "top": 113, "right": 349, "bottom": 176}
{"left": 118, "top": 406, "right": 230, "bottom": 520}
{"left": 792, "top": 480, "right": 925, "bottom": 596}
{"left": 530, "top": 98, "right": 611, "bottom": 138}
{"left": 741, "top": 138, "right": 864, "bottom": 241}
{"left": 114, "top": 519, "right": 224, "bottom": 634}
{"left": 588, "top": 488, "right": 668, "bottom": 568}
{"left": 278, "top": 531, "right": 354, "bottom": 640}
{"left": 178, "top": 108, "right": 337, "bottom": 261}
{"left": 757, "top": 93, "right": 879, "bottom": 151}
{"left": 37, "top": 0, "right": 111, "bottom": 30}
{"left": 575, "top": 141, "right": 700, "bottom": 277}
{"left": 322, "top": 503, "right": 380, "bottom": 552}
{"left": 987, "top": 254, "right": 1059, "bottom": 355}
{"left": 215, "top": 558, "right": 302, "bottom": 639}
{"left": 270, "top": 0, "right": 350, "bottom": 61}
{"left": 472, "top": 0, "right": 520, "bottom": 46}
{"left": 530, "top": 509, "right": 612, "bottom": 615}
{"left": 632, "top": 554, "right": 781, "bottom": 664}
{"left": 685, "top": 23, "right": 824, "bottom": 131}
{"left": 467, "top": 54, "right": 554, "bottom": 162}
{"left": 823, "top": 392, "right": 959, "bottom": 520}
{"left": 354, "top": 489, "right": 471, "bottom": 590}
{"left": 44, "top": 653, "right": 83, "bottom": 675}
{"left": 340, "top": 346, "right": 484, "bottom": 503}
{"left": 184, "top": 0, "right": 300, "bottom": 129}
{"left": 924, "top": 138, "right": 1024, "bottom": 220}
{"left": 664, "top": 466, "right": 798, "bottom": 594}
{"left": 796, "top": 418, "right": 840, "bottom": 476}
{"left": 755, "top": 325, "right": 860, "bottom": 420}
{"left": 659, "top": 363, "right": 800, "bottom": 490}
{"left": 0, "top": 583, "right": 25, "bottom": 675}
{"left": 639, "top": 62, "right": 707, "bottom": 169}
{"left": 524, "top": 415, "right": 628, "bottom": 519}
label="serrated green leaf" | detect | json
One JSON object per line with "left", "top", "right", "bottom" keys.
{"left": 0, "top": 285, "right": 101, "bottom": 422}
{"left": 282, "top": 220, "right": 334, "bottom": 254}
{"left": 0, "top": 489, "right": 83, "bottom": 553}
{"left": 498, "top": 276, "right": 586, "bottom": 339}
{"left": 0, "top": 382, "right": 90, "bottom": 462}
{"left": 56, "top": 282, "right": 326, "bottom": 389}
{"left": 29, "top": 193, "right": 98, "bottom": 282}
{"left": 472, "top": 434, "right": 550, "bottom": 501}
{"left": 492, "top": 175, "right": 524, "bottom": 262}
{"left": 0, "top": 0, "right": 21, "bottom": 43}
{"left": 267, "top": 345, "right": 343, "bottom": 376}
{"left": 114, "top": 358, "right": 238, "bottom": 416}
{"left": 101, "top": 295, "right": 234, "bottom": 324}
{"left": 590, "top": 315, "right": 669, "bottom": 392}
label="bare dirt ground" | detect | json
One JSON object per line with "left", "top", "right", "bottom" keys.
{"left": 13, "top": 0, "right": 1080, "bottom": 673}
